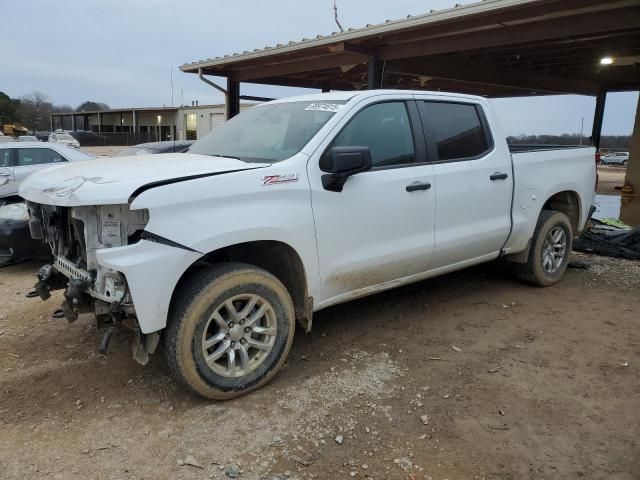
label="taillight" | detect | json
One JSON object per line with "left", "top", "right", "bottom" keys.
{"left": 595, "top": 151, "right": 601, "bottom": 165}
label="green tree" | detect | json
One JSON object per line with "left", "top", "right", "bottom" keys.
{"left": 76, "top": 101, "right": 110, "bottom": 112}
{"left": 0, "top": 91, "right": 21, "bottom": 126}
{"left": 18, "top": 91, "right": 53, "bottom": 131}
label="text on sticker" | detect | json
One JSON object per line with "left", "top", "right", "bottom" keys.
{"left": 305, "top": 103, "right": 344, "bottom": 113}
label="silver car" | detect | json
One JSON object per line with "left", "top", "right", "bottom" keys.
{"left": 601, "top": 152, "right": 629, "bottom": 165}
{"left": 0, "top": 142, "right": 94, "bottom": 198}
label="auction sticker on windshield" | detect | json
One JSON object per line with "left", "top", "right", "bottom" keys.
{"left": 304, "top": 103, "right": 344, "bottom": 113}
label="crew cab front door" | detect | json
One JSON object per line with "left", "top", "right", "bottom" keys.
{"left": 308, "top": 99, "right": 436, "bottom": 305}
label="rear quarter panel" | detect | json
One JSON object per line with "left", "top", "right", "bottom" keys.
{"left": 505, "top": 147, "right": 596, "bottom": 253}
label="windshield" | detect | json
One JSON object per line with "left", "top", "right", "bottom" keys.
{"left": 57, "top": 134, "right": 75, "bottom": 141}
{"left": 188, "top": 101, "right": 345, "bottom": 163}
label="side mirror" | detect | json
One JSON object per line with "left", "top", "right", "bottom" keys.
{"left": 320, "top": 146, "right": 372, "bottom": 192}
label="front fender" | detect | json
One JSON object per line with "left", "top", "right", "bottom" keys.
{"left": 96, "top": 240, "right": 201, "bottom": 333}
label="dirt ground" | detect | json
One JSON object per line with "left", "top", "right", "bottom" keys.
{"left": 1, "top": 253, "right": 639, "bottom": 480}
{"left": 596, "top": 166, "right": 626, "bottom": 195}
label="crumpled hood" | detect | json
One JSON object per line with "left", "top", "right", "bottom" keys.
{"left": 19, "top": 153, "right": 269, "bottom": 206}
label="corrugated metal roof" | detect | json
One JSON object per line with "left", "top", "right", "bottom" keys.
{"left": 180, "top": 0, "right": 537, "bottom": 72}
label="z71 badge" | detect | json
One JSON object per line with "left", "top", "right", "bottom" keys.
{"left": 261, "top": 173, "right": 299, "bottom": 186}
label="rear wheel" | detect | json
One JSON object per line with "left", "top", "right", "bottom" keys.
{"left": 515, "top": 210, "right": 573, "bottom": 287}
{"left": 165, "top": 263, "right": 295, "bottom": 400}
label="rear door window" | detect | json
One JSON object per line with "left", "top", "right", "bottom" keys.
{"left": 16, "top": 148, "right": 67, "bottom": 166}
{"left": 419, "top": 102, "right": 491, "bottom": 161}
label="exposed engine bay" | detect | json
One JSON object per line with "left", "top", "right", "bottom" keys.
{"left": 27, "top": 202, "right": 159, "bottom": 363}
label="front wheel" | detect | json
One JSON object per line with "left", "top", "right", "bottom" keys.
{"left": 515, "top": 210, "right": 573, "bottom": 287}
{"left": 165, "top": 263, "right": 295, "bottom": 400}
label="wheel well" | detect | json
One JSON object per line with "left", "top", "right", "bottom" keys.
{"left": 171, "top": 241, "right": 312, "bottom": 331}
{"left": 542, "top": 191, "right": 581, "bottom": 235}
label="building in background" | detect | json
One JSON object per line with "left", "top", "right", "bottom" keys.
{"left": 51, "top": 103, "right": 254, "bottom": 145}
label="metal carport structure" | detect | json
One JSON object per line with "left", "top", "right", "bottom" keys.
{"left": 181, "top": 0, "right": 640, "bottom": 223}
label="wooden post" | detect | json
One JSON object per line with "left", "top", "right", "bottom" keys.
{"left": 368, "top": 56, "right": 383, "bottom": 90}
{"left": 591, "top": 90, "right": 607, "bottom": 150}
{"left": 226, "top": 77, "right": 240, "bottom": 120}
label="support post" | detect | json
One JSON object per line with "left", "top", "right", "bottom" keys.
{"left": 97, "top": 112, "right": 101, "bottom": 133}
{"left": 620, "top": 94, "right": 640, "bottom": 226}
{"left": 71, "top": 115, "right": 76, "bottom": 132}
{"left": 367, "top": 56, "right": 383, "bottom": 90}
{"left": 226, "top": 77, "right": 240, "bottom": 120}
{"left": 591, "top": 90, "right": 607, "bottom": 150}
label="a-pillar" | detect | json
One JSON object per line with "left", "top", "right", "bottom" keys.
{"left": 620, "top": 94, "right": 640, "bottom": 226}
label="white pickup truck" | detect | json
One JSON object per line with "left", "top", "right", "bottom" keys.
{"left": 20, "top": 90, "right": 596, "bottom": 399}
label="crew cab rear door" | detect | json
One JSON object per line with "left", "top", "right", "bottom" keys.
{"left": 416, "top": 97, "right": 513, "bottom": 268}
{"left": 308, "top": 97, "right": 436, "bottom": 304}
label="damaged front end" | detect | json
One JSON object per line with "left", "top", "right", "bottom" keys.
{"left": 28, "top": 202, "right": 159, "bottom": 364}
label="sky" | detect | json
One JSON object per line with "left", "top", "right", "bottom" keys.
{"left": 1, "top": 0, "right": 637, "bottom": 136}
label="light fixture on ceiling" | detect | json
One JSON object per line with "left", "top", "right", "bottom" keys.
{"left": 600, "top": 56, "right": 614, "bottom": 65}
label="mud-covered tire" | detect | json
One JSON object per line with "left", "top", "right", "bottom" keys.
{"left": 515, "top": 210, "right": 573, "bottom": 287}
{"left": 164, "top": 262, "right": 295, "bottom": 400}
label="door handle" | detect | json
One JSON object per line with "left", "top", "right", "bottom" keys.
{"left": 490, "top": 172, "right": 509, "bottom": 181}
{"left": 406, "top": 181, "right": 431, "bottom": 192}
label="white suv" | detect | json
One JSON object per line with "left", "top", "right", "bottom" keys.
{"left": 48, "top": 131, "right": 80, "bottom": 148}
{"left": 601, "top": 152, "right": 629, "bottom": 166}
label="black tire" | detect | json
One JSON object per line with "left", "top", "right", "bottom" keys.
{"left": 165, "top": 262, "right": 295, "bottom": 400}
{"left": 515, "top": 210, "right": 573, "bottom": 287}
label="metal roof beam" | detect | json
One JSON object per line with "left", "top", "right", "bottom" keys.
{"left": 375, "top": 0, "right": 633, "bottom": 47}
{"left": 230, "top": 52, "right": 367, "bottom": 82}
{"left": 378, "top": 7, "right": 640, "bottom": 61}
{"left": 327, "top": 42, "right": 373, "bottom": 57}
{"left": 387, "top": 58, "right": 601, "bottom": 95}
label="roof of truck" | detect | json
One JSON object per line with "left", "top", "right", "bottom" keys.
{"left": 265, "top": 89, "right": 488, "bottom": 105}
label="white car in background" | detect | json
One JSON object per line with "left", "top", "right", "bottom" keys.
{"left": 19, "top": 135, "right": 40, "bottom": 142}
{"left": 49, "top": 131, "right": 80, "bottom": 148}
{"left": 601, "top": 151, "right": 629, "bottom": 166}
{"left": 0, "top": 142, "right": 94, "bottom": 198}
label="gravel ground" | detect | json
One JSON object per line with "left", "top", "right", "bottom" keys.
{"left": 80, "top": 146, "right": 126, "bottom": 157}
{"left": 596, "top": 165, "right": 626, "bottom": 196}
{"left": 0, "top": 253, "right": 638, "bottom": 480}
